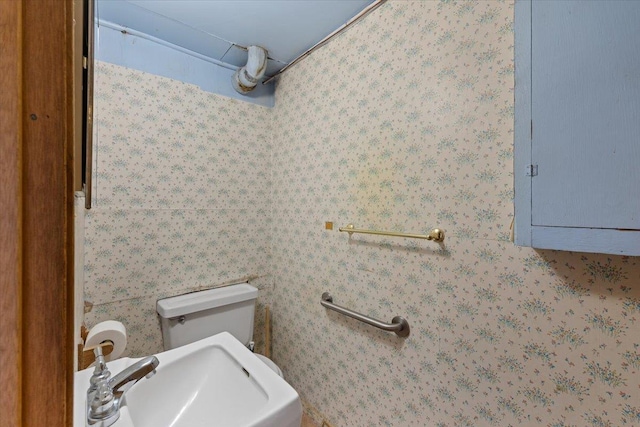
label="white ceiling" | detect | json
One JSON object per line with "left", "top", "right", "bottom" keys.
{"left": 97, "top": 0, "right": 374, "bottom": 76}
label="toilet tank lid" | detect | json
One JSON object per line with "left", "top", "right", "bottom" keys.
{"left": 156, "top": 283, "right": 258, "bottom": 318}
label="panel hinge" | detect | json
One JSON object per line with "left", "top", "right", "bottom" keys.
{"left": 526, "top": 164, "right": 538, "bottom": 176}
{"left": 83, "top": 56, "right": 88, "bottom": 69}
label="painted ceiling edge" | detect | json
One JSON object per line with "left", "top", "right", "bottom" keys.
{"left": 262, "top": 0, "right": 388, "bottom": 85}
{"left": 97, "top": 19, "right": 240, "bottom": 72}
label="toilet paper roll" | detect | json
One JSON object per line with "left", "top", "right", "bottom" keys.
{"left": 85, "top": 320, "right": 127, "bottom": 361}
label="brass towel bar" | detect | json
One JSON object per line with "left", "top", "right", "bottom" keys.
{"left": 338, "top": 223, "right": 445, "bottom": 242}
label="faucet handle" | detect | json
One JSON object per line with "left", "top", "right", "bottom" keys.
{"left": 89, "top": 346, "right": 111, "bottom": 390}
{"left": 81, "top": 340, "right": 115, "bottom": 370}
{"left": 88, "top": 378, "right": 118, "bottom": 422}
{"left": 93, "top": 345, "right": 104, "bottom": 365}
{"left": 87, "top": 347, "right": 120, "bottom": 426}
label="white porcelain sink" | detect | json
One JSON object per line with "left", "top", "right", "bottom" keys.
{"left": 74, "top": 332, "right": 301, "bottom": 427}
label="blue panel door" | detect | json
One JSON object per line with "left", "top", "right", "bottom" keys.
{"left": 531, "top": 1, "right": 640, "bottom": 230}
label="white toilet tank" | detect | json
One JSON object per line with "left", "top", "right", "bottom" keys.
{"left": 157, "top": 283, "right": 258, "bottom": 351}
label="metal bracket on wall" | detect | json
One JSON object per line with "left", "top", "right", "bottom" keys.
{"left": 321, "top": 292, "right": 410, "bottom": 338}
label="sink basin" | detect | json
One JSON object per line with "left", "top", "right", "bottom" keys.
{"left": 74, "top": 332, "right": 301, "bottom": 427}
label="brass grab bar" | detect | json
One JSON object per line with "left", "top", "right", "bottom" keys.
{"left": 338, "top": 223, "right": 444, "bottom": 242}
{"left": 321, "top": 292, "right": 410, "bottom": 337}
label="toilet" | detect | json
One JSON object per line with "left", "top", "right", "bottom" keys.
{"left": 156, "top": 283, "right": 283, "bottom": 378}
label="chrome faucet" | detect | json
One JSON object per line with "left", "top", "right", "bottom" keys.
{"left": 87, "top": 347, "right": 159, "bottom": 426}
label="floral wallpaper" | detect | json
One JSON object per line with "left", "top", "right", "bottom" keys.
{"left": 270, "top": 1, "right": 640, "bottom": 427}
{"left": 85, "top": 61, "right": 274, "bottom": 357}
{"left": 85, "top": 1, "right": 640, "bottom": 426}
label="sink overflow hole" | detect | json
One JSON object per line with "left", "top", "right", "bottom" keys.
{"left": 242, "top": 367, "right": 250, "bottom": 377}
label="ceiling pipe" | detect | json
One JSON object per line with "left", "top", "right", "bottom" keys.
{"left": 262, "top": 0, "right": 388, "bottom": 85}
{"left": 232, "top": 45, "right": 268, "bottom": 94}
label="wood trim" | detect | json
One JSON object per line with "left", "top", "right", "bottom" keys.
{"left": 0, "top": 2, "right": 24, "bottom": 426}
{"left": 73, "top": 0, "right": 85, "bottom": 192}
{"left": 22, "top": 0, "right": 75, "bottom": 424}
{"left": 84, "top": 0, "right": 95, "bottom": 209}
{"left": 1, "top": 1, "right": 74, "bottom": 426}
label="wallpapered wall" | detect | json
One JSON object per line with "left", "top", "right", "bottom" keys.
{"left": 84, "top": 1, "right": 640, "bottom": 426}
{"left": 270, "top": 1, "right": 640, "bottom": 427}
{"left": 85, "top": 61, "right": 274, "bottom": 356}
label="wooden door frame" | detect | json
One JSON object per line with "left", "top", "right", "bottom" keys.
{"left": 0, "top": 1, "right": 74, "bottom": 426}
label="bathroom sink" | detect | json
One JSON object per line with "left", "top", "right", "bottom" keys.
{"left": 74, "top": 332, "right": 301, "bottom": 427}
